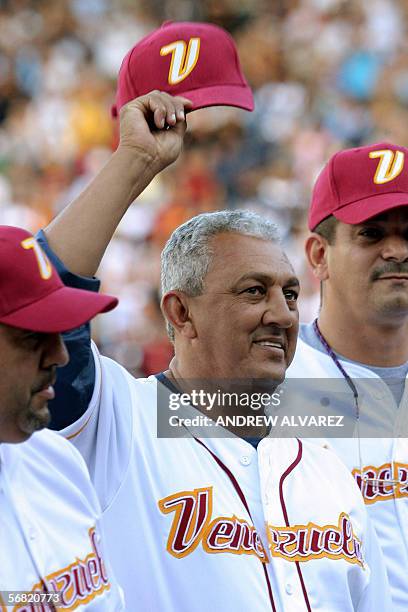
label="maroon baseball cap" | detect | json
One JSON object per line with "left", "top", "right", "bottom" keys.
{"left": 309, "top": 142, "right": 408, "bottom": 230}
{"left": 0, "top": 226, "right": 118, "bottom": 333}
{"left": 112, "top": 21, "right": 254, "bottom": 117}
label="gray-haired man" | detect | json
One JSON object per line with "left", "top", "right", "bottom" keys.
{"left": 40, "top": 92, "right": 391, "bottom": 610}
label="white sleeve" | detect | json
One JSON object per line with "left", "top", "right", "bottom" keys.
{"left": 357, "top": 515, "right": 393, "bottom": 612}
{"left": 60, "top": 341, "right": 133, "bottom": 512}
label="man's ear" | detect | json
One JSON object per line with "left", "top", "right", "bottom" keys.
{"left": 161, "top": 291, "right": 197, "bottom": 339}
{"left": 305, "top": 233, "right": 330, "bottom": 281}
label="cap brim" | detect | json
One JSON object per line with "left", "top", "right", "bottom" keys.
{"left": 334, "top": 193, "right": 408, "bottom": 224}
{"left": 176, "top": 84, "right": 254, "bottom": 112}
{"left": 0, "top": 286, "right": 118, "bottom": 333}
{"left": 111, "top": 84, "right": 254, "bottom": 118}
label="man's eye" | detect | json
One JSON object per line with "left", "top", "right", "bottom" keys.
{"left": 359, "top": 228, "right": 383, "bottom": 239}
{"left": 284, "top": 290, "right": 298, "bottom": 302}
{"left": 23, "top": 332, "right": 44, "bottom": 348}
{"left": 243, "top": 286, "right": 265, "bottom": 295}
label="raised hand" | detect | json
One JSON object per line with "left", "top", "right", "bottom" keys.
{"left": 118, "top": 90, "right": 193, "bottom": 174}
{"left": 44, "top": 91, "right": 193, "bottom": 277}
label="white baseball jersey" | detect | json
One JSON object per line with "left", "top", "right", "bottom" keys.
{"left": 0, "top": 429, "right": 124, "bottom": 611}
{"left": 287, "top": 336, "right": 408, "bottom": 611}
{"left": 59, "top": 342, "right": 391, "bottom": 611}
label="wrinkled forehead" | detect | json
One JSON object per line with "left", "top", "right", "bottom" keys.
{"left": 206, "top": 233, "right": 296, "bottom": 283}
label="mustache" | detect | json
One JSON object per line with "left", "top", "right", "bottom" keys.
{"left": 31, "top": 367, "right": 57, "bottom": 394}
{"left": 253, "top": 326, "right": 287, "bottom": 339}
{"left": 371, "top": 263, "right": 408, "bottom": 281}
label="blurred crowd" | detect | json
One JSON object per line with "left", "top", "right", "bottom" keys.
{"left": 1, "top": 0, "right": 408, "bottom": 375}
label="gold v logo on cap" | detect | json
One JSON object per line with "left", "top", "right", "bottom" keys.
{"left": 369, "top": 149, "right": 405, "bottom": 184}
{"left": 160, "top": 38, "right": 201, "bottom": 85}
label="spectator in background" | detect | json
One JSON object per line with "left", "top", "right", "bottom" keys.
{"left": 1, "top": 0, "right": 408, "bottom": 369}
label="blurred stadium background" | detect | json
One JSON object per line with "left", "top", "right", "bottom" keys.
{"left": 1, "top": 0, "right": 407, "bottom": 374}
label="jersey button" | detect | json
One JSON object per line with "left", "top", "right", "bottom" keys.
{"left": 285, "top": 583, "right": 293, "bottom": 595}
{"left": 240, "top": 455, "right": 251, "bottom": 466}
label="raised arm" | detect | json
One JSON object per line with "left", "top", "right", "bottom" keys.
{"left": 44, "top": 91, "right": 192, "bottom": 277}
{"left": 40, "top": 92, "right": 190, "bottom": 431}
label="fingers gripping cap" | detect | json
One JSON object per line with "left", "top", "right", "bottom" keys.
{"left": 0, "top": 226, "right": 118, "bottom": 333}
{"left": 112, "top": 21, "right": 254, "bottom": 116}
{"left": 309, "top": 142, "right": 408, "bottom": 230}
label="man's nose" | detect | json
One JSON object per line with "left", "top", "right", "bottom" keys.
{"left": 381, "top": 235, "right": 408, "bottom": 263}
{"left": 42, "top": 333, "right": 69, "bottom": 369}
{"left": 262, "top": 289, "right": 295, "bottom": 329}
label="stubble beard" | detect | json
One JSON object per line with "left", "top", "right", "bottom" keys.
{"left": 18, "top": 400, "right": 51, "bottom": 435}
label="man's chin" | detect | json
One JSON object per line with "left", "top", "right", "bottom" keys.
{"left": 376, "top": 295, "right": 408, "bottom": 319}
{"left": 244, "top": 368, "right": 286, "bottom": 389}
{"left": 18, "top": 404, "right": 51, "bottom": 436}
{"left": 262, "top": 361, "right": 287, "bottom": 383}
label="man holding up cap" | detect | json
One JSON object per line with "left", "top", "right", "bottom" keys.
{"left": 0, "top": 226, "right": 124, "bottom": 610}
{"left": 286, "top": 143, "right": 408, "bottom": 610}
{"left": 38, "top": 20, "right": 392, "bottom": 610}
{"left": 41, "top": 96, "right": 392, "bottom": 612}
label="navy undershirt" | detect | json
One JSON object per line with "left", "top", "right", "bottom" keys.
{"left": 37, "top": 231, "right": 98, "bottom": 430}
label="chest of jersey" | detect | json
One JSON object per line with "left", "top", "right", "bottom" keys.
{"left": 0, "top": 434, "right": 122, "bottom": 611}
{"left": 98, "top": 377, "right": 372, "bottom": 611}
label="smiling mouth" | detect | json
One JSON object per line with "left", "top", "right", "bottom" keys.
{"left": 253, "top": 340, "right": 286, "bottom": 354}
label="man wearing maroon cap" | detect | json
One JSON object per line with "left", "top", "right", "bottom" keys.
{"left": 0, "top": 226, "right": 124, "bottom": 609}
{"left": 286, "top": 142, "right": 408, "bottom": 610}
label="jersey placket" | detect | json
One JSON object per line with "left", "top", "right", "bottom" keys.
{"left": 258, "top": 438, "right": 311, "bottom": 612}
